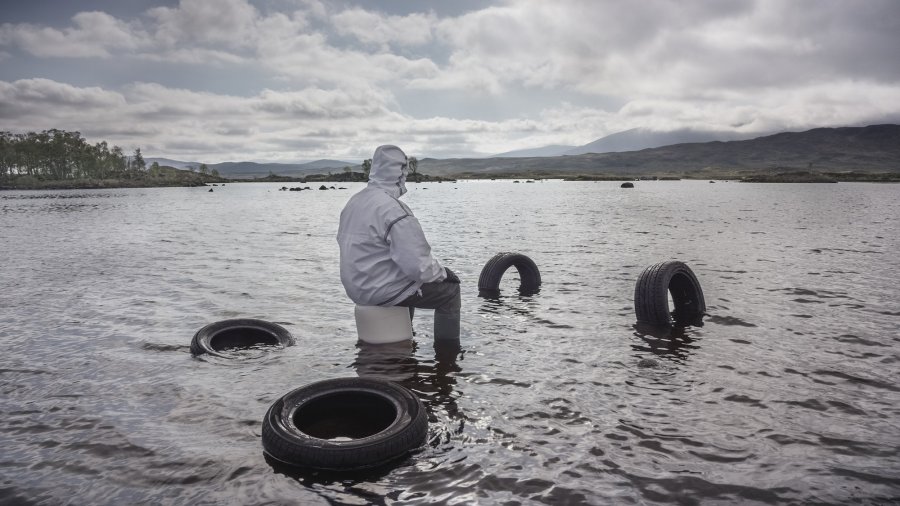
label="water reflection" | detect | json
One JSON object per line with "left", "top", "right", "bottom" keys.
{"left": 478, "top": 293, "right": 571, "bottom": 329}
{"left": 353, "top": 339, "right": 464, "bottom": 438}
{"left": 631, "top": 322, "right": 702, "bottom": 365}
{"left": 478, "top": 293, "right": 539, "bottom": 316}
{"left": 352, "top": 340, "right": 462, "bottom": 405}
{"left": 352, "top": 340, "right": 418, "bottom": 382}
{"left": 478, "top": 286, "right": 540, "bottom": 298}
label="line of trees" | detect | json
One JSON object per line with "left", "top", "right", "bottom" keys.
{"left": 0, "top": 129, "right": 146, "bottom": 181}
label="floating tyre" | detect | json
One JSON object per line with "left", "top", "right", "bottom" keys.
{"left": 621, "top": 182, "right": 634, "bottom": 188}
{"left": 634, "top": 261, "right": 706, "bottom": 326}
{"left": 262, "top": 377, "right": 427, "bottom": 471}
{"left": 478, "top": 252, "right": 541, "bottom": 296}
{"left": 190, "top": 318, "right": 294, "bottom": 357}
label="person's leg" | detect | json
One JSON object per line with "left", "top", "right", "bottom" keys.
{"left": 397, "top": 281, "right": 460, "bottom": 340}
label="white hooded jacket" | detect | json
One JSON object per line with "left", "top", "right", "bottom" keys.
{"left": 337, "top": 145, "right": 446, "bottom": 306}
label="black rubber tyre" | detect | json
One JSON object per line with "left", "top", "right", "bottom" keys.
{"left": 621, "top": 182, "right": 634, "bottom": 188}
{"left": 634, "top": 261, "right": 706, "bottom": 326}
{"left": 262, "top": 377, "right": 427, "bottom": 471}
{"left": 478, "top": 252, "right": 542, "bottom": 295}
{"left": 190, "top": 318, "right": 294, "bottom": 356}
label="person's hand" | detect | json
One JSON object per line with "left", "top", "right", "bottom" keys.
{"left": 444, "top": 267, "right": 460, "bottom": 283}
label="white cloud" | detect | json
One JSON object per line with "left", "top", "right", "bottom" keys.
{"left": 0, "top": 78, "right": 126, "bottom": 113}
{"left": 332, "top": 8, "right": 436, "bottom": 48}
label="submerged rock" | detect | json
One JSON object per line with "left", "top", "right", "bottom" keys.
{"left": 637, "top": 358, "right": 660, "bottom": 368}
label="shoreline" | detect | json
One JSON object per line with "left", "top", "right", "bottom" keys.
{"left": 2, "top": 171, "right": 898, "bottom": 191}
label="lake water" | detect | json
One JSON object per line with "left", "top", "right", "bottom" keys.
{"left": 1, "top": 180, "right": 899, "bottom": 505}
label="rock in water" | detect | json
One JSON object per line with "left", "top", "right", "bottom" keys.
{"left": 637, "top": 358, "right": 660, "bottom": 368}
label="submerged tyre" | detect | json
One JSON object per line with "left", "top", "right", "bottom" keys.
{"left": 634, "top": 261, "right": 706, "bottom": 326}
{"left": 262, "top": 377, "right": 427, "bottom": 471}
{"left": 478, "top": 252, "right": 542, "bottom": 295}
{"left": 190, "top": 318, "right": 294, "bottom": 356}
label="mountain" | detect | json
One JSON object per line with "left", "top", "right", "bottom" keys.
{"left": 145, "top": 158, "right": 355, "bottom": 178}
{"left": 419, "top": 124, "right": 900, "bottom": 177}
{"left": 492, "top": 128, "right": 757, "bottom": 158}
{"left": 492, "top": 144, "right": 576, "bottom": 158}
{"left": 564, "top": 128, "right": 757, "bottom": 155}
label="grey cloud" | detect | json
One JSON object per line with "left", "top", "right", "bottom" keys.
{"left": 331, "top": 8, "right": 435, "bottom": 48}
{"left": 1, "top": 0, "right": 899, "bottom": 160}
{"left": 252, "top": 88, "right": 390, "bottom": 119}
{"left": 0, "top": 11, "right": 144, "bottom": 58}
{"left": 146, "top": 0, "right": 259, "bottom": 50}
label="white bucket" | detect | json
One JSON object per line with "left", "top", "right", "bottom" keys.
{"left": 354, "top": 305, "right": 413, "bottom": 344}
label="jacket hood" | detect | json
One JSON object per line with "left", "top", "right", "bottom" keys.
{"left": 368, "top": 145, "right": 408, "bottom": 197}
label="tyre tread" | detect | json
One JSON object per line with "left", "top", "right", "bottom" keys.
{"left": 634, "top": 261, "right": 705, "bottom": 326}
{"left": 262, "top": 378, "right": 427, "bottom": 471}
{"left": 478, "top": 252, "right": 541, "bottom": 293}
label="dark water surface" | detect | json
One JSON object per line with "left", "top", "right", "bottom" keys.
{"left": 2, "top": 181, "right": 899, "bottom": 505}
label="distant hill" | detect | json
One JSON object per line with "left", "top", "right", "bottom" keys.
{"left": 492, "top": 128, "right": 757, "bottom": 158}
{"left": 146, "top": 158, "right": 355, "bottom": 178}
{"left": 145, "top": 157, "right": 201, "bottom": 170}
{"left": 421, "top": 124, "right": 900, "bottom": 177}
{"left": 564, "top": 128, "right": 757, "bottom": 155}
{"left": 493, "top": 144, "right": 576, "bottom": 158}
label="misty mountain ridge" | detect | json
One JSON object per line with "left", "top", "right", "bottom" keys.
{"left": 147, "top": 124, "right": 900, "bottom": 179}
{"left": 149, "top": 126, "right": 765, "bottom": 172}
{"left": 493, "top": 128, "right": 761, "bottom": 157}
{"left": 420, "top": 124, "right": 900, "bottom": 177}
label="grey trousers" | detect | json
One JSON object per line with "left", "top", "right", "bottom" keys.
{"left": 396, "top": 280, "right": 461, "bottom": 340}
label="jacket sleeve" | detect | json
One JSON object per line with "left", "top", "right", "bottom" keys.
{"left": 386, "top": 214, "right": 446, "bottom": 284}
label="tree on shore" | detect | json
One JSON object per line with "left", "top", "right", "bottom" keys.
{"left": 362, "top": 159, "right": 372, "bottom": 179}
{"left": 0, "top": 129, "right": 234, "bottom": 189}
{"left": 409, "top": 156, "right": 419, "bottom": 182}
{"left": 130, "top": 148, "right": 146, "bottom": 176}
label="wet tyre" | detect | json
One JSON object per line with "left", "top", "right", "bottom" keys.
{"left": 634, "top": 261, "right": 706, "bottom": 326}
{"left": 478, "top": 252, "right": 541, "bottom": 295}
{"left": 190, "top": 318, "right": 294, "bottom": 356}
{"left": 621, "top": 182, "right": 634, "bottom": 188}
{"left": 262, "top": 377, "right": 427, "bottom": 471}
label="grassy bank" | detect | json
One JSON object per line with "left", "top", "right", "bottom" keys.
{"left": 1, "top": 165, "right": 227, "bottom": 191}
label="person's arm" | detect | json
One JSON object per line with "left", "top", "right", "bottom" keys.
{"left": 386, "top": 215, "right": 446, "bottom": 283}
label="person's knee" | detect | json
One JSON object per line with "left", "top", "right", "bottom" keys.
{"left": 442, "top": 291, "right": 461, "bottom": 313}
{"left": 444, "top": 283, "right": 460, "bottom": 308}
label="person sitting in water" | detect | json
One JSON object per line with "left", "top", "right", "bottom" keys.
{"left": 337, "top": 145, "right": 460, "bottom": 341}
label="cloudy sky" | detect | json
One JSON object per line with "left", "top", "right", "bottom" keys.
{"left": 1, "top": 0, "right": 899, "bottom": 162}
